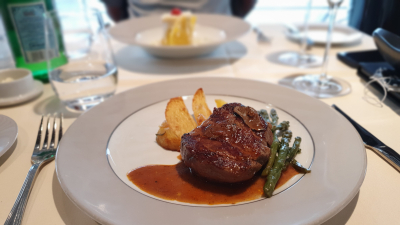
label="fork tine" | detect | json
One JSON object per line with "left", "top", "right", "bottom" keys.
{"left": 34, "top": 116, "right": 44, "bottom": 151}
{"left": 42, "top": 115, "right": 51, "bottom": 149}
{"left": 58, "top": 113, "right": 63, "bottom": 144}
{"left": 50, "top": 114, "right": 57, "bottom": 149}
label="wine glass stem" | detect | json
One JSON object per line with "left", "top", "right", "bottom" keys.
{"left": 300, "top": 0, "right": 313, "bottom": 56}
{"left": 319, "top": 3, "right": 340, "bottom": 85}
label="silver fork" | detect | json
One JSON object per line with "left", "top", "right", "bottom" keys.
{"left": 4, "top": 114, "right": 63, "bottom": 225}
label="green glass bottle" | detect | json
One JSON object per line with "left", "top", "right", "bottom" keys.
{"left": 0, "top": 0, "right": 67, "bottom": 82}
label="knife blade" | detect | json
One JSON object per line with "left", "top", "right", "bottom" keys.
{"left": 332, "top": 104, "right": 400, "bottom": 172}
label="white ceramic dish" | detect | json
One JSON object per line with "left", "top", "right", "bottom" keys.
{"left": 286, "top": 23, "right": 363, "bottom": 46}
{"left": 0, "top": 115, "right": 18, "bottom": 158}
{"left": 0, "top": 69, "right": 43, "bottom": 107}
{"left": 0, "top": 81, "right": 43, "bottom": 107}
{"left": 108, "top": 14, "right": 250, "bottom": 58}
{"left": 56, "top": 77, "right": 366, "bottom": 225}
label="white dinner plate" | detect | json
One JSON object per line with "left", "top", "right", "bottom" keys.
{"left": 0, "top": 115, "right": 18, "bottom": 158}
{"left": 56, "top": 77, "right": 366, "bottom": 225}
{"left": 108, "top": 14, "right": 250, "bottom": 58}
{"left": 286, "top": 23, "right": 363, "bottom": 46}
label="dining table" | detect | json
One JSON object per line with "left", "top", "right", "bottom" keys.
{"left": 1, "top": 23, "right": 400, "bottom": 225}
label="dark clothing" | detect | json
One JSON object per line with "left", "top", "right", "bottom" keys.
{"left": 349, "top": 0, "right": 400, "bottom": 36}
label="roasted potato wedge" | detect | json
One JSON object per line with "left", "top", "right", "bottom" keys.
{"left": 215, "top": 99, "right": 227, "bottom": 108}
{"left": 192, "top": 88, "right": 212, "bottom": 125}
{"left": 156, "top": 120, "right": 180, "bottom": 151}
{"left": 165, "top": 97, "right": 197, "bottom": 138}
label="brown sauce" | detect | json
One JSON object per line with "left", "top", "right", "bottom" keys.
{"left": 127, "top": 162, "right": 299, "bottom": 205}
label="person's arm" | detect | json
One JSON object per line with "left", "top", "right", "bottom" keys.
{"left": 230, "top": 0, "right": 257, "bottom": 18}
{"left": 102, "top": 0, "right": 129, "bottom": 22}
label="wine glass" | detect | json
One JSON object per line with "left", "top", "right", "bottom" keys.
{"left": 277, "top": 0, "right": 322, "bottom": 68}
{"left": 280, "top": 0, "right": 351, "bottom": 98}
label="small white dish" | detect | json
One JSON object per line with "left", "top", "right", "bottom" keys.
{"left": 108, "top": 14, "right": 250, "bottom": 58}
{"left": 0, "top": 69, "right": 43, "bottom": 107}
{"left": 286, "top": 23, "right": 363, "bottom": 46}
{"left": 0, "top": 115, "right": 18, "bottom": 158}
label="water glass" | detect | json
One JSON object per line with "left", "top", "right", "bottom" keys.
{"left": 45, "top": 9, "right": 117, "bottom": 111}
{"left": 0, "top": 17, "right": 15, "bottom": 70}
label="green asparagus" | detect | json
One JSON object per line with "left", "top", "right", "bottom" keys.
{"left": 261, "top": 135, "right": 280, "bottom": 177}
{"left": 270, "top": 109, "right": 279, "bottom": 126}
{"left": 272, "top": 121, "right": 289, "bottom": 133}
{"left": 284, "top": 136, "right": 302, "bottom": 170}
{"left": 258, "top": 109, "right": 271, "bottom": 123}
{"left": 263, "top": 131, "right": 292, "bottom": 198}
{"left": 291, "top": 159, "right": 311, "bottom": 173}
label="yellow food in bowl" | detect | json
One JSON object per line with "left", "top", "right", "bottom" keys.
{"left": 161, "top": 11, "right": 196, "bottom": 46}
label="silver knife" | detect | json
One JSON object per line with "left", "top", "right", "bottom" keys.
{"left": 332, "top": 104, "right": 400, "bottom": 172}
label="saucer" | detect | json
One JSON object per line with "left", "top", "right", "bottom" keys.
{"left": 0, "top": 80, "right": 43, "bottom": 107}
{"left": 0, "top": 115, "right": 18, "bottom": 158}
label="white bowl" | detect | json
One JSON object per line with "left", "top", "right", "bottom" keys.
{"left": 0, "top": 68, "right": 43, "bottom": 106}
{"left": 108, "top": 14, "right": 250, "bottom": 58}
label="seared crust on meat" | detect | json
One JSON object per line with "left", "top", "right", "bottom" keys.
{"left": 181, "top": 103, "right": 273, "bottom": 183}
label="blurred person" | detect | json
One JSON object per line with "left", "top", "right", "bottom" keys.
{"left": 349, "top": 0, "right": 400, "bottom": 36}
{"left": 102, "top": 0, "right": 257, "bottom": 22}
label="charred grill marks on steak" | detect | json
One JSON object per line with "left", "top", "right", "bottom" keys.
{"left": 181, "top": 103, "right": 274, "bottom": 183}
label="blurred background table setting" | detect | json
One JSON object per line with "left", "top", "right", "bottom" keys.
{"left": 1, "top": 0, "right": 400, "bottom": 224}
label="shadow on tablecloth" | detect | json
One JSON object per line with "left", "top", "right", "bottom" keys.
{"left": 52, "top": 170, "right": 100, "bottom": 225}
{"left": 33, "top": 96, "right": 81, "bottom": 119}
{"left": 114, "top": 41, "right": 247, "bottom": 75}
{"left": 321, "top": 191, "right": 359, "bottom": 225}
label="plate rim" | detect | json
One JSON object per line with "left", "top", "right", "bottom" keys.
{"left": 55, "top": 77, "right": 367, "bottom": 225}
{"left": 0, "top": 115, "right": 18, "bottom": 158}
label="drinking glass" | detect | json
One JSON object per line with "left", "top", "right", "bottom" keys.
{"left": 281, "top": 0, "right": 351, "bottom": 98}
{"left": 0, "top": 17, "right": 14, "bottom": 70}
{"left": 277, "top": 0, "right": 322, "bottom": 68}
{"left": 45, "top": 9, "right": 118, "bottom": 111}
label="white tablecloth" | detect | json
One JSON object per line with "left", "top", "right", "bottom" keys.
{"left": 1, "top": 24, "right": 400, "bottom": 225}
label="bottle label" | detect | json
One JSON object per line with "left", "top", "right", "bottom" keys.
{"left": 8, "top": 2, "right": 59, "bottom": 64}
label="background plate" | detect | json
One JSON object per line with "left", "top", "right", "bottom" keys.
{"left": 108, "top": 14, "right": 250, "bottom": 58}
{"left": 0, "top": 115, "right": 18, "bottom": 158}
{"left": 286, "top": 23, "right": 363, "bottom": 46}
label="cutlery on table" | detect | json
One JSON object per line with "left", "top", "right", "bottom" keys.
{"left": 284, "top": 23, "right": 314, "bottom": 50}
{"left": 253, "top": 27, "right": 271, "bottom": 44}
{"left": 332, "top": 105, "right": 400, "bottom": 172}
{"left": 4, "top": 114, "right": 63, "bottom": 225}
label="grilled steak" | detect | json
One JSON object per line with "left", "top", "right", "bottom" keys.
{"left": 181, "top": 103, "right": 273, "bottom": 183}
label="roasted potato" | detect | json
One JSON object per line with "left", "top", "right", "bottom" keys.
{"left": 156, "top": 120, "right": 180, "bottom": 151}
{"left": 165, "top": 97, "right": 197, "bottom": 138}
{"left": 192, "top": 88, "right": 212, "bottom": 125}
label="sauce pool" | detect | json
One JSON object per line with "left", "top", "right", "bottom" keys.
{"left": 127, "top": 161, "right": 298, "bottom": 205}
